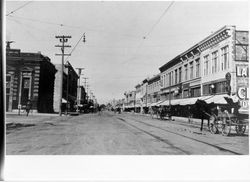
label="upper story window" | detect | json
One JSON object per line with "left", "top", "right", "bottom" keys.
{"left": 175, "top": 69, "right": 178, "bottom": 84}
{"left": 190, "top": 61, "right": 193, "bottom": 79}
{"left": 221, "top": 46, "right": 229, "bottom": 70}
{"left": 212, "top": 51, "right": 218, "bottom": 73}
{"left": 166, "top": 73, "right": 169, "bottom": 87}
{"left": 172, "top": 71, "right": 174, "bottom": 85}
{"left": 195, "top": 59, "right": 200, "bottom": 77}
{"left": 163, "top": 74, "right": 166, "bottom": 88}
{"left": 169, "top": 72, "right": 172, "bottom": 86}
{"left": 179, "top": 67, "right": 182, "bottom": 83}
{"left": 204, "top": 55, "right": 209, "bottom": 76}
{"left": 184, "top": 64, "right": 188, "bottom": 81}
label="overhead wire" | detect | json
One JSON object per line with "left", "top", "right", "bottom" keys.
{"left": 121, "top": 1, "right": 175, "bottom": 65}
{"left": 143, "top": 1, "right": 174, "bottom": 39}
{"left": 65, "top": 34, "right": 85, "bottom": 62}
{"left": 6, "top": 1, "right": 33, "bottom": 16}
{"left": 6, "top": 15, "right": 139, "bottom": 39}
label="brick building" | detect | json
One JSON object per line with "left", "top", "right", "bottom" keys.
{"left": 6, "top": 48, "right": 57, "bottom": 113}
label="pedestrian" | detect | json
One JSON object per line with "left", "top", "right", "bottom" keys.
{"left": 26, "top": 99, "right": 32, "bottom": 116}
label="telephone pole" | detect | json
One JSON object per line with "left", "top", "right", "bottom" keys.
{"left": 55, "top": 35, "right": 71, "bottom": 116}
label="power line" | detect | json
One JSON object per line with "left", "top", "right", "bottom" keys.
{"left": 6, "top": 1, "right": 33, "bottom": 16}
{"left": 143, "top": 1, "right": 174, "bottom": 39}
{"left": 7, "top": 15, "right": 139, "bottom": 39}
{"left": 122, "top": 1, "right": 175, "bottom": 65}
{"left": 65, "top": 33, "right": 86, "bottom": 62}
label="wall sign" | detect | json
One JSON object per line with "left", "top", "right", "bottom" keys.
{"left": 236, "top": 65, "right": 249, "bottom": 110}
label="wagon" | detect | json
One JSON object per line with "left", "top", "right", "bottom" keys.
{"left": 195, "top": 96, "right": 248, "bottom": 136}
{"left": 208, "top": 111, "right": 247, "bottom": 136}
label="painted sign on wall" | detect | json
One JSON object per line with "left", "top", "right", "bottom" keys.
{"left": 236, "top": 65, "right": 249, "bottom": 110}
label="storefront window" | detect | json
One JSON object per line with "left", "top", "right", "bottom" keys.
{"left": 191, "top": 87, "right": 201, "bottom": 97}
{"left": 203, "top": 84, "right": 210, "bottom": 95}
{"left": 183, "top": 89, "right": 189, "bottom": 98}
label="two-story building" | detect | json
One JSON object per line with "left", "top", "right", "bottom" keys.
{"left": 6, "top": 47, "right": 57, "bottom": 113}
{"left": 124, "top": 90, "right": 136, "bottom": 111}
{"left": 147, "top": 74, "right": 161, "bottom": 106}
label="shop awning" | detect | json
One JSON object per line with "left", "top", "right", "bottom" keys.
{"left": 150, "top": 102, "right": 157, "bottom": 107}
{"left": 179, "top": 97, "right": 199, "bottom": 105}
{"left": 201, "top": 94, "right": 229, "bottom": 104}
{"left": 154, "top": 100, "right": 165, "bottom": 106}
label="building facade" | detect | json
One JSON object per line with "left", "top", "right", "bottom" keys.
{"left": 147, "top": 74, "right": 161, "bottom": 105}
{"left": 124, "top": 90, "right": 136, "bottom": 111}
{"left": 6, "top": 48, "right": 57, "bottom": 113}
{"left": 157, "top": 26, "right": 248, "bottom": 111}
{"left": 53, "top": 62, "right": 79, "bottom": 113}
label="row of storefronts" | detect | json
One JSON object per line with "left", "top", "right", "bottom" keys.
{"left": 122, "top": 25, "right": 249, "bottom": 116}
{"left": 6, "top": 46, "right": 87, "bottom": 113}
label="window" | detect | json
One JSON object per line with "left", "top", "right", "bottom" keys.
{"left": 184, "top": 64, "right": 188, "bottom": 81}
{"left": 167, "top": 73, "right": 169, "bottom": 87}
{"left": 169, "top": 72, "right": 172, "bottom": 86}
{"left": 179, "top": 67, "right": 182, "bottom": 83}
{"left": 204, "top": 55, "right": 209, "bottom": 76}
{"left": 195, "top": 59, "right": 200, "bottom": 77}
{"left": 212, "top": 51, "right": 218, "bottom": 73}
{"left": 190, "top": 61, "right": 193, "bottom": 79}
{"left": 172, "top": 71, "right": 174, "bottom": 85}
{"left": 175, "top": 69, "right": 178, "bottom": 84}
{"left": 203, "top": 84, "right": 210, "bottom": 95}
{"left": 221, "top": 46, "right": 229, "bottom": 70}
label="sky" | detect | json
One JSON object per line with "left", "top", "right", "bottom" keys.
{"left": 5, "top": 0, "right": 249, "bottom": 104}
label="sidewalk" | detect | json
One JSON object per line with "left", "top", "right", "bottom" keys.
{"left": 129, "top": 112, "right": 202, "bottom": 126}
{"left": 5, "top": 112, "right": 69, "bottom": 125}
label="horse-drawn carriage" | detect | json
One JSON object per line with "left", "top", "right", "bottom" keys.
{"left": 196, "top": 96, "right": 248, "bottom": 136}
{"left": 150, "top": 105, "right": 172, "bottom": 120}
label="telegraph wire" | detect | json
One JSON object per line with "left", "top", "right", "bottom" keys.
{"left": 122, "top": 1, "right": 175, "bottom": 65}
{"left": 7, "top": 15, "right": 139, "bottom": 39}
{"left": 6, "top": 1, "right": 33, "bottom": 16}
{"left": 143, "top": 1, "right": 174, "bottom": 39}
{"left": 65, "top": 34, "right": 85, "bottom": 62}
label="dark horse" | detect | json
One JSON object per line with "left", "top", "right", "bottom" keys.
{"left": 194, "top": 99, "right": 216, "bottom": 131}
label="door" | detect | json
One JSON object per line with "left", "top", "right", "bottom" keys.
{"left": 21, "top": 77, "right": 31, "bottom": 105}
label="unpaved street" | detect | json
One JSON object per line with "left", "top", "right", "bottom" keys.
{"left": 6, "top": 111, "right": 249, "bottom": 155}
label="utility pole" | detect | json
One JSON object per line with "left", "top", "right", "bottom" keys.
{"left": 76, "top": 68, "right": 84, "bottom": 113}
{"left": 55, "top": 35, "right": 71, "bottom": 116}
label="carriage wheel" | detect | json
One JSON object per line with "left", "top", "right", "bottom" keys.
{"left": 221, "top": 120, "right": 231, "bottom": 136}
{"left": 209, "top": 115, "right": 219, "bottom": 134}
{"left": 235, "top": 124, "right": 246, "bottom": 135}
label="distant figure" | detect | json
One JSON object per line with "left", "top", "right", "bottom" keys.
{"left": 26, "top": 99, "right": 32, "bottom": 116}
{"left": 98, "top": 105, "right": 102, "bottom": 115}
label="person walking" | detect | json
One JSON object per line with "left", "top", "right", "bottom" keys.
{"left": 26, "top": 99, "right": 32, "bottom": 116}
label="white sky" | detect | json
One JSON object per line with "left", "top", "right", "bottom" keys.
{"left": 5, "top": 0, "right": 249, "bottom": 104}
